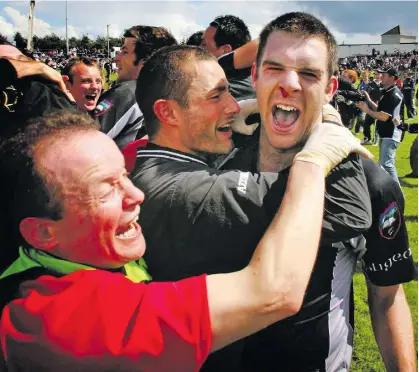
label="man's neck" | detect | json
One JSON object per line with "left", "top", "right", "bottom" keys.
{"left": 151, "top": 134, "right": 210, "bottom": 162}
{"left": 257, "top": 128, "right": 303, "bottom": 172}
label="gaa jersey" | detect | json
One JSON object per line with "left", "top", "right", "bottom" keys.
{"left": 376, "top": 85, "right": 403, "bottom": 141}
{"left": 131, "top": 142, "right": 372, "bottom": 372}
{"left": 93, "top": 80, "right": 145, "bottom": 149}
{"left": 221, "top": 140, "right": 414, "bottom": 371}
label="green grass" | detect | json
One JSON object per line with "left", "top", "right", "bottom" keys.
{"left": 351, "top": 103, "right": 418, "bottom": 371}
{"left": 102, "top": 70, "right": 118, "bottom": 90}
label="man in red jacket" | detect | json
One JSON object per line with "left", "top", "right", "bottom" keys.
{"left": 0, "top": 110, "right": 369, "bottom": 371}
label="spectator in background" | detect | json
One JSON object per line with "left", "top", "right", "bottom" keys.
{"left": 402, "top": 72, "right": 416, "bottom": 119}
{"left": 354, "top": 69, "right": 369, "bottom": 133}
{"left": 337, "top": 69, "right": 360, "bottom": 130}
{"left": 358, "top": 68, "right": 404, "bottom": 184}
{"left": 93, "top": 26, "right": 177, "bottom": 149}
{"left": 361, "top": 70, "right": 382, "bottom": 145}
{"left": 201, "top": 15, "right": 255, "bottom": 100}
{"left": 62, "top": 57, "right": 103, "bottom": 113}
{"left": 185, "top": 30, "right": 204, "bottom": 46}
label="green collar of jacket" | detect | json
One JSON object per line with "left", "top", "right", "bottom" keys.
{"left": 1, "top": 246, "right": 151, "bottom": 283}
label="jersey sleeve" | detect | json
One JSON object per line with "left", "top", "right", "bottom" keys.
{"left": 360, "top": 159, "right": 415, "bottom": 286}
{"left": 378, "top": 90, "right": 403, "bottom": 118}
{"left": 1, "top": 270, "right": 211, "bottom": 372}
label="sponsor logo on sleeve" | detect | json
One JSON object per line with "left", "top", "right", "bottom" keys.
{"left": 364, "top": 247, "right": 412, "bottom": 273}
{"left": 237, "top": 171, "right": 249, "bottom": 194}
{"left": 93, "top": 99, "right": 113, "bottom": 117}
{"left": 379, "top": 201, "right": 401, "bottom": 240}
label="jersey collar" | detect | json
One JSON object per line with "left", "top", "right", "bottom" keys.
{"left": 137, "top": 143, "right": 209, "bottom": 166}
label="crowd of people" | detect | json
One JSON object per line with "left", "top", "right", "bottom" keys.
{"left": 0, "top": 12, "right": 417, "bottom": 372}
{"left": 339, "top": 49, "right": 418, "bottom": 72}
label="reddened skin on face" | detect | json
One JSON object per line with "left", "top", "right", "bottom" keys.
{"left": 252, "top": 31, "right": 338, "bottom": 152}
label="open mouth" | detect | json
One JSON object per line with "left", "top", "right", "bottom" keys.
{"left": 85, "top": 93, "right": 97, "bottom": 102}
{"left": 272, "top": 104, "right": 300, "bottom": 129}
{"left": 217, "top": 124, "right": 232, "bottom": 133}
{"left": 115, "top": 221, "right": 139, "bottom": 240}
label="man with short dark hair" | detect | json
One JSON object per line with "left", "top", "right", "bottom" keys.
{"left": 62, "top": 57, "right": 103, "bottom": 113}
{"left": 358, "top": 67, "right": 404, "bottom": 184}
{"left": 132, "top": 40, "right": 372, "bottom": 371}
{"left": 226, "top": 15, "right": 414, "bottom": 370}
{"left": 201, "top": 15, "right": 255, "bottom": 100}
{"left": 93, "top": 26, "right": 177, "bottom": 149}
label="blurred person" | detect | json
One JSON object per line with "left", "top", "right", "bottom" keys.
{"left": 335, "top": 69, "right": 361, "bottom": 130}
{"left": 361, "top": 70, "right": 382, "bottom": 145}
{"left": 185, "top": 30, "right": 204, "bottom": 46}
{"left": 132, "top": 41, "right": 372, "bottom": 372}
{"left": 62, "top": 57, "right": 103, "bottom": 113}
{"left": 402, "top": 72, "right": 416, "bottom": 119}
{"left": 0, "top": 110, "right": 360, "bottom": 371}
{"left": 0, "top": 41, "right": 75, "bottom": 140}
{"left": 358, "top": 67, "right": 403, "bottom": 184}
{"left": 354, "top": 70, "right": 370, "bottom": 133}
{"left": 94, "top": 26, "right": 177, "bottom": 149}
{"left": 201, "top": 15, "right": 255, "bottom": 100}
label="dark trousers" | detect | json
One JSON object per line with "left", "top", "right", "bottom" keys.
{"left": 363, "top": 114, "right": 376, "bottom": 141}
{"left": 403, "top": 92, "right": 416, "bottom": 119}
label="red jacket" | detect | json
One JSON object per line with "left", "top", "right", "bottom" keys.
{"left": 1, "top": 270, "right": 211, "bottom": 371}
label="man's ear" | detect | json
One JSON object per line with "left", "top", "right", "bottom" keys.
{"left": 251, "top": 62, "right": 258, "bottom": 89}
{"left": 62, "top": 75, "right": 72, "bottom": 90}
{"left": 153, "top": 99, "right": 181, "bottom": 128}
{"left": 222, "top": 44, "right": 232, "bottom": 55}
{"left": 19, "top": 217, "right": 59, "bottom": 252}
{"left": 325, "top": 76, "right": 338, "bottom": 104}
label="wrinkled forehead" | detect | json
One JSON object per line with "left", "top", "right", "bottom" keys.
{"left": 0, "top": 44, "right": 23, "bottom": 58}
{"left": 38, "top": 131, "right": 124, "bottom": 186}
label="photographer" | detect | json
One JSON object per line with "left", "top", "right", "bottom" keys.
{"left": 332, "top": 70, "right": 363, "bottom": 130}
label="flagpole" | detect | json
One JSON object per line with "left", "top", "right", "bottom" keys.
{"left": 66, "top": 0, "right": 69, "bottom": 55}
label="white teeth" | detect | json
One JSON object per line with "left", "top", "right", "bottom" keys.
{"left": 116, "top": 223, "right": 136, "bottom": 239}
{"left": 276, "top": 104, "right": 296, "bottom": 111}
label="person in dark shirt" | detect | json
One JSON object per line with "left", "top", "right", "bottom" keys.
{"left": 358, "top": 67, "right": 404, "bottom": 184}
{"left": 93, "top": 26, "right": 177, "bottom": 149}
{"left": 361, "top": 70, "right": 382, "bottom": 145}
{"left": 61, "top": 57, "right": 103, "bottom": 113}
{"left": 402, "top": 72, "right": 416, "bottom": 119}
{"left": 200, "top": 15, "right": 255, "bottom": 101}
{"left": 131, "top": 20, "right": 373, "bottom": 371}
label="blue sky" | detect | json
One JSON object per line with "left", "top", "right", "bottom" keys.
{"left": 0, "top": 1, "right": 417, "bottom": 44}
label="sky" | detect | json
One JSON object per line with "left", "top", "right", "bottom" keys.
{"left": 0, "top": 1, "right": 417, "bottom": 45}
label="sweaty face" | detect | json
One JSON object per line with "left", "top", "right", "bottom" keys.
{"left": 179, "top": 60, "right": 240, "bottom": 156}
{"left": 66, "top": 64, "right": 103, "bottom": 112}
{"left": 200, "top": 26, "right": 224, "bottom": 58}
{"left": 42, "top": 131, "right": 146, "bottom": 269}
{"left": 114, "top": 37, "right": 142, "bottom": 82}
{"left": 253, "top": 31, "right": 337, "bottom": 151}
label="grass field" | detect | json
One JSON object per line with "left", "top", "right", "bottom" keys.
{"left": 351, "top": 106, "right": 418, "bottom": 371}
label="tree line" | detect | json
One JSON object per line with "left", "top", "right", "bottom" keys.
{"left": 1, "top": 32, "right": 124, "bottom": 52}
